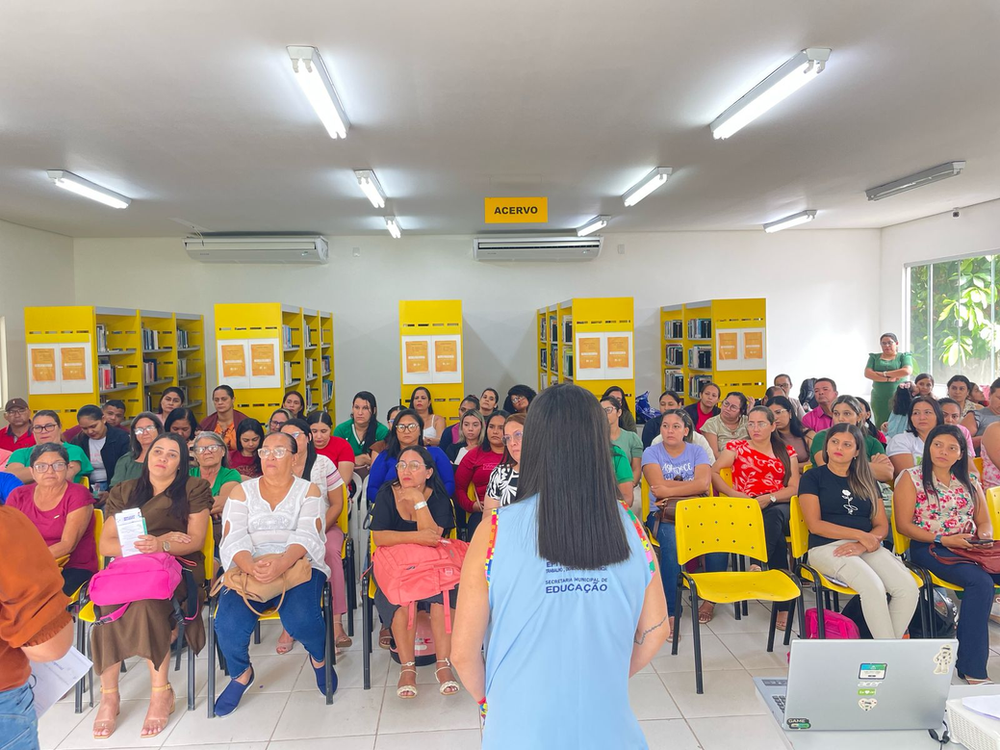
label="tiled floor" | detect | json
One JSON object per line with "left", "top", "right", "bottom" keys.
{"left": 39, "top": 598, "right": 1000, "bottom": 750}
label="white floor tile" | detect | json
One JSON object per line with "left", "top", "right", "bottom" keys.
{"left": 374, "top": 729, "right": 481, "bottom": 750}
{"left": 660, "top": 669, "right": 768, "bottom": 719}
{"left": 58, "top": 699, "right": 176, "bottom": 749}
{"left": 270, "top": 688, "right": 383, "bottom": 739}
{"left": 640, "top": 719, "right": 702, "bottom": 750}
{"left": 297, "top": 647, "right": 389, "bottom": 690}
{"left": 629, "top": 673, "right": 683, "bottom": 720}
{"left": 269, "top": 738, "right": 375, "bottom": 750}
{"left": 229, "top": 654, "right": 308, "bottom": 693}
{"left": 688, "top": 714, "right": 787, "bottom": 750}
{"left": 714, "top": 631, "right": 791, "bottom": 670}
{"left": 650, "top": 632, "right": 742, "bottom": 674}
{"left": 376, "top": 684, "right": 479, "bottom": 735}
{"left": 39, "top": 702, "right": 86, "bottom": 750}
{"left": 705, "top": 601, "right": 779, "bottom": 635}
{"left": 162, "top": 691, "right": 289, "bottom": 746}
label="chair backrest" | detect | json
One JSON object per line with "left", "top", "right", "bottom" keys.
{"left": 674, "top": 496, "right": 768, "bottom": 564}
{"left": 202, "top": 519, "right": 215, "bottom": 581}
{"left": 801, "top": 462, "right": 813, "bottom": 473}
{"left": 337, "top": 484, "right": 349, "bottom": 534}
{"left": 976, "top": 456, "right": 985, "bottom": 475}
{"left": 985, "top": 486, "right": 1000, "bottom": 529}
{"left": 788, "top": 496, "right": 810, "bottom": 559}
{"left": 640, "top": 475, "right": 650, "bottom": 519}
{"left": 719, "top": 467, "right": 733, "bottom": 487}
{"left": 92, "top": 509, "right": 105, "bottom": 571}
{"left": 888, "top": 492, "right": 910, "bottom": 556}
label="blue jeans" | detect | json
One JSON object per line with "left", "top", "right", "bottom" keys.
{"left": 215, "top": 568, "right": 327, "bottom": 679}
{"left": 0, "top": 682, "right": 38, "bottom": 750}
{"left": 911, "top": 542, "right": 1000, "bottom": 680}
{"left": 648, "top": 514, "right": 728, "bottom": 616}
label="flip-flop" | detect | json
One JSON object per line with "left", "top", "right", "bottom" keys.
{"left": 276, "top": 633, "right": 295, "bottom": 655}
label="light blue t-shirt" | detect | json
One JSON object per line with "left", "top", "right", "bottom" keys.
{"left": 641, "top": 442, "right": 711, "bottom": 506}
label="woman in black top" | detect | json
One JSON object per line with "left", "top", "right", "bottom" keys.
{"left": 798, "top": 424, "right": 918, "bottom": 639}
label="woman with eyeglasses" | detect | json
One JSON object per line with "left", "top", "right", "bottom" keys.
{"left": 198, "top": 385, "right": 249, "bottom": 452}
{"left": 764, "top": 395, "right": 813, "bottom": 467}
{"left": 267, "top": 408, "right": 293, "bottom": 435}
{"left": 485, "top": 414, "right": 525, "bottom": 510}
{"left": 366, "top": 408, "right": 456, "bottom": 507}
{"left": 700, "top": 391, "right": 750, "bottom": 458}
{"left": 601, "top": 386, "right": 636, "bottom": 432}
{"left": 189, "top": 431, "right": 242, "bottom": 544}
{"left": 213, "top": 431, "right": 333, "bottom": 716}
{"left": 5, "top": 442, "right": 97, "bottom": 594}
{"left": 864, "top": 332, "right": 914, "bottom": 427}
{"left": 5, "top": 410, "right": 91, "bottom": 486}
{"left": 809, "top": 396, "right": 893, "bottom": 483}
{"left": 371, "top": 445, "right": 459, "bottom": 699}
{"left": 229, "top": 419, "right": 265, "bottom": 479}
{"left": 455, "top": 413, "right": 507, "bottom": 536}
{"left": 502, "top": 385, "right": 536, "bottom": 416}
{"left": 110, "top": 412, "right": 163, "bottom": 487}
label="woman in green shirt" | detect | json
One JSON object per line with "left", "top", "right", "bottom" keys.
{"left": 333, "top": 391, "right": 389, "bottom": 476}
{"left": 865, "top": 333, "right": 914, "bottom": 426}
{"left": 109, "top": 412, "right": 163, "bottom": 487}
{"left": 602, "top": 395, "right": 642, "bottom": 483}
{"left": 810, "top": 396, "right": 894, "bottom": 483}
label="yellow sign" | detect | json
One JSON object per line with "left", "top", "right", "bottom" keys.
{"left": 718, "top": 332, "right": 738, "bottom": 362}
{"left": 405, "top": 340, "right": 429, "bottom": 374}
{"left": 484, "top": 196, "right": 548, "bottom": 224}
{"left": 607, "top": 337, "right": 630, "bottom": 369}
{"left": 743, "top": 331, "right": 764, "bottom": 361}
{"left": 32, "top": 348, "right": 57, "bottom": 382}
{"left": 251, "top": 343, "right": 276, "bottom": 377}
{"left": 435, "top": 340, "right": 458, "bottom": 373}
{"left": 61, "top": 347, "right": 88, "bottom": 381}
{"left": 578, "top": 337, "right": 602, "bottom": 370}
{"left": 221, "top": 344, "right": 247, "bottom": 378}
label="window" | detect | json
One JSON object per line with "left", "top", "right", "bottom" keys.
{"left": 907, "top": 254, "right": 1000, "bottom": 386}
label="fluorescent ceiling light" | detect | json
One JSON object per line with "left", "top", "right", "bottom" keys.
{"left": 865, "top": 161, "right": 966, "bottom": 202}
{"left": 577, "top": 215, "right": 609, "bottom": 237}
{"left": 622, "top": 167, "right": 672, "bottom": 207}
{"left": 354, "top": 170, "right": 386, "bottom": 208}
{"left": 763, "top": 210, "right": 816, "bottom": 233}
{"left": 385, "top": 216, "right": 402, "bottom": 239}
{"left": 287, "top": 46, "right": 350, "bottom": 139}
{"left": 711, "top": 48, "right": 831, "bottom": 140}
{"left": 46, "top": 170, "right": 130, "bottom": 209}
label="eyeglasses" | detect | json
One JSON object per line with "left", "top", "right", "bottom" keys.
{"left": 32, "top": 423, "right": 59, "bottom": 432}
{"left": 283, "top": 430, "right": 303, "bottom": 439}
{"left": 511, "top": 395, "right": 527, "bottom": 403}
{"left": 5, "top": 407, "right": 28, "bottom": 416}
{"left": 602, "top": 406, "right": 615, "bottom": 414}
{"left": 33, "top": 461, "right": 67, "bottom": 473}
{"left": 258, "top": 447, "right": 290, "bottom": 459}
{"left": 396, "top": 423, "right": 419, "bottom": 433}
{"left": 771, "top": 408, "right": 788, "bottom": 415}
{"left": 134, "top": 425, "right": 159, "bottom": 435}
{"left": 269, "top": 419, "right": 286, "bottom": 428}
{"left": 721, "top": 402, "right": 740, "bottom": 410}
{"left": 194, "top": 445, "right": 223, "bottom": 454}
{"left": 396, "top": 460, "right": 428, "bottom": 472}
{"left": 502, "top": 431, "right": 523, "bottom": 445}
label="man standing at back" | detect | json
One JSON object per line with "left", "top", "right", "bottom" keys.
{"left": 802, "top": 378, "right": 837, "bottom": 433}
{"left": 773, "top": 374, "right": 807, "bottom": 419}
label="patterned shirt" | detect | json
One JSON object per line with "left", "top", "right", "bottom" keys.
{"left": 486, "top": 463, "right": 519, "bottom": 507}
{"left": 727, "top": 440, "right": 795, "bottom": 496}
{"left": 904, "top": 466, "right": 978, "bottom": 536}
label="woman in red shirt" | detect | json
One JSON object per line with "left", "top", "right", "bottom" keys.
{"left": 308, "top": 412, "right": 355, "bottom": 490}
{"left": 454, "top": 413, "right": 506, "bottom": 536}
{"left": 711, "top": 405, "right": 799, "bottom": 628}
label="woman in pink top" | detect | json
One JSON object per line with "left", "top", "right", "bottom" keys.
{"left": 454, "top": 412, "right": 506, "bottom": 536}
{"left": 5, "top": 442, "right": 96, "bottom": 594}
{"left": 979, "top": 421, "right": 1000, "bottom": 490}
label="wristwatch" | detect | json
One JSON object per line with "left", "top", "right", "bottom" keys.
{"left": 769, "top": 494, "right": 777, "bottom": 505}
{"left": 934, "top": 533, "right": 943, "bottom": 545}
{"left": 161, "top": 539, "right": 171, "bottom": 552}
{"left": 413, "top": 501, "right": 428, "bottom": 511}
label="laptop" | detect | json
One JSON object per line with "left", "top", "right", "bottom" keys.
{"left": 754, "top": 638, "right": 958, "bottom": 731}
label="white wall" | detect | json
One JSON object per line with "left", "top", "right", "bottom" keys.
{"left": 72, "top": 229, "right": 881, "bottom": 419}
{"left": 880, "top": 198, "right": 1000, "bottom": 341}
{"left": 0, "top": 218, "right": 75, "bottom": 408}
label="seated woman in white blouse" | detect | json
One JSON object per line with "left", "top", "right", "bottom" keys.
{"left": 213, "top": 432, "right": 334, "bottom": 717}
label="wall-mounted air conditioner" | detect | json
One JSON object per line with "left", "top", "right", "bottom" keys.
{"left": 183, "top": 235, "right": 329, "bottom": 264}
{"left": 472, "top": 235, "right": 602, "bottom": 262}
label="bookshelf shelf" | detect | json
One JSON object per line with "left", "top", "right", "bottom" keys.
{"left": 98, "top": 349, "right": 136, "bottom": 357}
{"left": 144, "top": 378, "right": 173, "bottom": 387}
{"left": 177, "top": 346, "right": 200, "bottom": 353}
{"left": 100, "top": 383, "right": 137, "bottom": 395}
{"left": 179, "top": 373, "right": 201, "bottom": 381}
{"left": 143, "top": 348, "right": 171, "bottom": 355}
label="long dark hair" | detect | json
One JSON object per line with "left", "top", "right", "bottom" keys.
{"left": 502, "top": 384, "right": 537, "bottom": 414}
{"left": 920, "top": 424, "right": 975, "bottom": 503}
{"left": 500, "top": 413, "right": 526, "bottom": 465}
{"left": 764, "top": 395, "right": 810, "bottom": 439}
{"left": 821, "top": 424, "right": 879, "bottom": 518}
{"left": 601, "top": 385, "right": 633, "bottom": 426}
{"left": 518, "top": 384, "right": 629, "bottom": 570}
{"left": 282, "top": 390, "right": 306, "bottom": 419}
{"left": 163, "top": 407, "right": 198, "bottom": 439}
{"left": 855, "top": 397, "right": 882, "bottom": 441}
{"left": 391, "top": 445, "right": 449, "bottom": 498}
{"left": 127, "top": 433, "right": 192, "bottom": 523}
{"left": 351, "top": 391, "right": 380, "bottom": 452}
{"left": 283, "top": 418, "right": 317, "bottom": 479}
{"left": 891, "top": 383, "right": 915, "bottom": 417}
{"left": 748, "top": 406, "right": 790, "bottom": 484}
{"left": 383, "top": 408, "right": 425, "bottom": 459}
{"left": 157, "top": 386, "right": 186, "bottom": 414}
{"left": 723, "top": 391, "right": 749, "bottom": 417}
{"left": 408, "top": 386, "right": 435, "bottom": 415}
{"left": 481, "top": 388, "right": 500, "bottom": 415}
{"left": 906, "top": 396, "right": 943, "bottom": 436}
{"left": 234, "top": 418, "right": 265, "bottom": 475}
{"left": 128, "top": 411, "right": 163, "bottom": 459}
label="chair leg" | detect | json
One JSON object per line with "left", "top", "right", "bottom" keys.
{"left": 174, "top": 621, "right": 185, "bottom": 672}
{"left": 74, "top": 616, "right": 85, "bottom": 714}
{"left": 832, "top": 592, "right": 841, "bottom": 612}
{"left": 766, "top": 602, "right": 779, "bottom": 652}
{"left": 324, "top": 585, "right": 334, "bottom": 705}
{"left": 362, "top": 573, "right": 372, "bottom": 690}
{"left": 783, "top": 601, "right": 795, "bottom": 646}
{"left": 690, "top": 586, "right": 704, "bottom": 694}
{"left": 188, "top": 638, "right": 196, "bottom": 711}
{"left": 207, "top": 604, "right": 216, "bottom": 718}
{"left": 738, "top": 555, "right": 749, "bottom": 616}
{"left": 253, "top": 621, "right": 261, "bottom": 645}
{"left": 671, "top": 579, "right": 683, "bottom": 656}
{"left": 815, "top": 583, "right": 827, "bottom": 639}
{"left": 797, "top": 593, "right": 807, "bottom": 639}
{"left": 87, "top": 626, "right": 95, "bottom": 708}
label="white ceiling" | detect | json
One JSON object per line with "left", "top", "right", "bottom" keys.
{"left": 1, "top": 0, "right": 999, "bottom": 238}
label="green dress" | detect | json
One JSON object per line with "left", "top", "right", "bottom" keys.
{"left": 867, "top": 351, "right": 914, "bottom": 426}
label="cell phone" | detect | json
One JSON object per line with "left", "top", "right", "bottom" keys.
{"left": 969, "top": 538, "right": 994, "bottom": 545}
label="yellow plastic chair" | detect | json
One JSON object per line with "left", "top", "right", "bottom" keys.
{"left": 975, "top": 457, "right": 984, "bottom": 475}
{"left": 789, "top": 495, "right": 924, "bottom": 638}
{"left": 671, "top": 497, "right": 800, "bottom": 694}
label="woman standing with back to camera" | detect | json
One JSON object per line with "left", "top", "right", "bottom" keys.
{"left": 452, "top": 385, "right": 667, "bottom": 749}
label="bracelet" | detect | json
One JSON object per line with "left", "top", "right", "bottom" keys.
{"left": 413, "top": 501, "right": 428, "bottom": 511}
{"left": 478, "top": 697, "right": 488, "bottom": 721}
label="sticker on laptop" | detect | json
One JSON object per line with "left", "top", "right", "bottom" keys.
{"left": 933, "top": 644, "right": 954, "bottom": 675}
{"left": 857, "top": 688, "right": 876, "bottom": 696}
{"left": 786, "top": 718, "right": 811, "bottom": 730}
{"left": 858, "top": 698, "right": 877, "bottom": 712}
{"left": 858, "top": 662, "right": 887, "bottom": 680}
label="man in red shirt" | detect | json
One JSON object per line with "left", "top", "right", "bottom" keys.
{"left": 0, "top": 399, "right": 35, "bottom": 453}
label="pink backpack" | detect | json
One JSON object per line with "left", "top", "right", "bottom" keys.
{"left": 373, "top": 539, "right": 468, "bottom": 632}
{"left": 88, "top": 552, "right": 183, "bottom": 624}
{"left": 804, "top": 607, "right": 860, "bottom": 639}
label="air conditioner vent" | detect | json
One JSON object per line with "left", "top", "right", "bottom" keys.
{"left": 473, "top": 235, "right": 602, "bottom": 262}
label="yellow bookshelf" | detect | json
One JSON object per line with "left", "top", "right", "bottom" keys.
{"left": 399, "top": 300, "right": 464, "bottom": 422}
{"left": 660, "top": 298, "right": 767, "bottom": 403}
{"left": 175, "top": 313, "right": 208, "bottom": 420}
{"left": 24, "top": 306, "right": 206, "bottom": 423}
{"left": 536, "top": 297, "right": 634, "bottom": 403}
{"left": 319, "top": 311, "right": 335, "bottom": 416}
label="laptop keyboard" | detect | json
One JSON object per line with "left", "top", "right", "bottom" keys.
{"left": 772, "top": 695, "right": 787, "bottom": 712}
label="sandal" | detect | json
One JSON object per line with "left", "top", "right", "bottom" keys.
{"left": 775, "top": 611, "right": 789, "bottom": 632}
{"left": 140, "top": 684, "right": 175, "bottom": 738}
{"left": 378, "top": 627, "right": 392, "bottom": 650}
{"left": 397, "top": 662, "right": 418, "bottom": 699}
{"left": 698, "top": 602, "right": 715, "bottom": 625}
{"left": 92, "top": 687, "right": 120, "bottom": 740}
{"left": 435, "top": 658, "right": 460, "bottom": 695}
{"left": 276, "top": 630, "right": 295, "bottom": 655}
{"left": 335, "top": 632, "right": 353, "bottom": 648}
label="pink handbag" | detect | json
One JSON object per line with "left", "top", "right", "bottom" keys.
{"left": 88, "top": 552, "right": 183, "bottom": 624}
{"left": 805, "top": 608, "right": 860, "bottom": 639}
{"left": 373, "top": 539, "right": 468, "bottom": 632}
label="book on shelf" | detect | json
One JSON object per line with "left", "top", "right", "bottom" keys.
{"left": 141, "top": 328, "right": 161, "bottom": 351}
{"left": 550, "top": 344, "right": 558, "bottom": 374}
{"left": 305, "top": 359, "right": 315, "bottom": 379}
{"left": 540, "top": 347, "right": 548, "bottom": 370}
{"left": 322, "top": 380, "right": 333, "bottom": 403}
{"left": 176, "top": 329, "right": 190, "bottom": 349}
{"left": 179, "top": 385, "right": 189, "bottom": 401}
{"left": 282, "top": 325, "right": 294, "bottom": 349}
{"left": 321, "top": 355, "right": 331, "bottom": 376}
{"left": 144, "top": 393, "right": 153, "bottom": 412}
{"left": 689, "top": 374, "right": 713, "bottom": 400}
{"left": 96, "top": 324, "right": 109, "bottom": 354}
{"left": 142, "top": 359, "right": 158, "bottom": 382}
{"left": 98, "top": 363, "right": 116, "bottom": 391}
{"left": 539, "top": 317, "right": 546, "bottom": 342}
{"left": 664, "top": 369, "right": 684, "bottom": 392}
{"left": 177, "top": 358, "right": 188, "bottom": 377}
{"left": 283, "top": 360, "right": 293, "bottom": 385}
{"left": 688, "top": 346, "right": 712, "bottom": 370}
{"left": 664, "top": 319, "right": 683, "bottom": 339}
{"left": 563, "top": 318, "right": 573, "bottom": 343}
{"left": 564, "top": 350, "right": 573, "bottom": 378}
{"left": 549, "top": 317, "right": 558, "bottom": 343}
{"left": 665, "top": 344, "right": 683, "bottom": 367}
{"left": 687, "top": 318, "right": 712, "bottom": 340}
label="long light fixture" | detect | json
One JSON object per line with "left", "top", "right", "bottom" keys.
{"left": 763, "top": 210, "right": 816, "bottom": 233}
{"left": 577, "top": 215, "right": 609, "bottom": 237}
{"left": 710, "top": 48, "right": 831, "bottom": 140}
{"left": 354, "top": 170, "right": 386, "bottom": 208}
{"left": 622, "top": 167, "right": 672, "bottom": 207}
{"left": 385, "top": 216, "right": 402, "bottom": 239}
{"left": 46, "top": 170, "right": 131, "bottom": 209}
{"left": 865, "top": 161, "right": 966, "bottom": 202}
{"left": 287, "top": 45, "right": 350, "bottom": 139}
